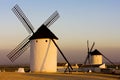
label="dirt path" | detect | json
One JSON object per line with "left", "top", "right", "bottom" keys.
{"left": 0, "top": 72, "right": 119, "bottom": 80}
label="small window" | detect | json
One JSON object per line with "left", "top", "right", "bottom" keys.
{"left": 45, "top": 40, "right": 48, "bottom": 42}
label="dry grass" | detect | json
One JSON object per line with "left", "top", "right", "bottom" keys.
{"left": 0, "top": 72, "right": 119, "bottom": 80}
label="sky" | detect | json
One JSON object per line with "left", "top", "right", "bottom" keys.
{"left": 0, "top": 0, "right": 120, "bottom": 65}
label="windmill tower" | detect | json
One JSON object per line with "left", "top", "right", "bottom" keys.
{"left": 91, "top": 49, "right": 102, "bottom": 65}
{"left": 7, "top": 4, "right": 73, "bottom": 72}
{"left": 30, "top": 25, "right": 58, "bottom": 72}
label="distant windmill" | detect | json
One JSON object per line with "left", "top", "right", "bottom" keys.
{"left": 7, "top": 4, "right": 73, "bottom": 72}
{"left": 84, "top": 40, "right": 115, "bottom": 66}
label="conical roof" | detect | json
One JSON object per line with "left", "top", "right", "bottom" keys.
{"left": 90, "top": 49, "right": 102, "bottom": 55}
{"left": 30, "top": 25, "right": 58, "bottom": 40}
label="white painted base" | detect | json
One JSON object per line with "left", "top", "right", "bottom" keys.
{"left": 91, "top": 55, "right": 102, "bottom": 65}
{"left": 30, "top": 39, "right": 57, "bottom": 72}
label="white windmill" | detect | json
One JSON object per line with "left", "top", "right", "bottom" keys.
{"left": 7, "top": 4, "right": 73, "bottom": 72}
{"left": 84, "top": 40, "right": 115, "bottom": 66}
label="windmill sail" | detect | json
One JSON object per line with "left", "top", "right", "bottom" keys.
{"left": 90, "top": 42, "right": 95, "bottom": 52}
{"left": 12, "top": 4, "right": 34, "bottom": 34}
{"left": 43, "top": 11, "right": 60, "bottom": 27}
{"left": 7, "top": 35, "right": 31, "bottom": 62}
{"left": 84, "top": 55, "right": 89, "bottom": 65}
{"left": 84, "top": 40, "right": 95, "bottom": 65}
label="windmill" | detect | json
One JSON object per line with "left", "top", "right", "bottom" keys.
{"left": 84, "top": 40, "right": 95, "bottom": 65}
{"left": 7, "top": 4, "right": 73, "bottom": 72}
{"left": 84, "top": 40, "right": 115, "bottom": 67}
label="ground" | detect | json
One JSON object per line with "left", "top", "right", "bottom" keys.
{"left": 0, "top": 72, "right": 119, "bottom": 80}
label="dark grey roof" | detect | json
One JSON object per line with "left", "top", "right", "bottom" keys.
{"left": 30, "top": 24, "right": 58, "bottom": 40}
{"left": 90, "top": 49, "right": 102, "bottom": 55}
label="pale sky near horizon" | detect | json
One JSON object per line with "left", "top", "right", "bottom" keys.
{"left": 0, "top": 0, "right": 120, "bottom": 64}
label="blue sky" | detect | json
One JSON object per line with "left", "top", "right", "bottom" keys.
{"left": 0, "top": 0, "right": 120, "bottom": 64}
